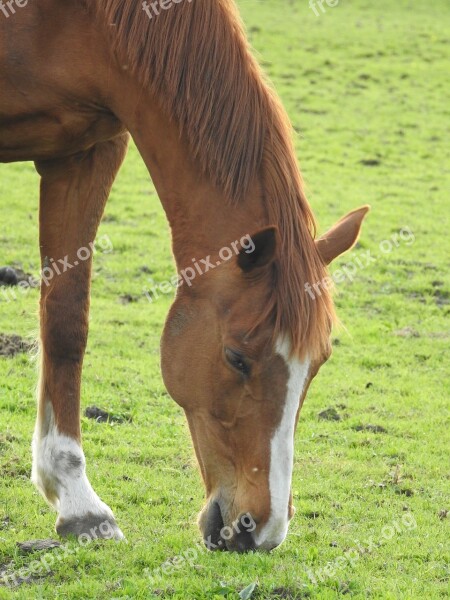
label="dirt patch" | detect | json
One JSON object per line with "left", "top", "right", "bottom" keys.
{"left": 119, "top": 294, "right": 140, "bottom": 304}
{"left": 0, "top": 540, "right": 60, "bottom": 587}
{"left": 17, "top": 540, "right": 61, "bottom": 554}
{"left": 359, "top": 158, "right": 381, "bottom": 166}
{"left": 433, "top": 288, "right": 450, "bottom": 306}
{"left": 1, "top": 516, "right": 10, "bottom": 530}
{"left": 0, "top": 434, "right": 18, "bottom": 450}
{"left": 0, "top": 266, "right": 38, "bottom": 287}
{"left": 1, "top": 560, "right": 54, "bottom": 588}
{"left": 303, "top": 511, "right": 321, "bottom": 519}
{"left": 318, "top": 407, "right": 341, "bottom": 421}
{"left": 394, "top": 486, "right": 414, "bottom": 497}
{"left": 353, "top": 424, "right": 387, "bottom": 433}
{"left": 84, "top": 405, "right": 132, "bottom": 424}
{"left": 0, "top": 334, "right": 33, "bottom": 357}
{"left": 394, "top": 327, "right": 420, "bottom": 338}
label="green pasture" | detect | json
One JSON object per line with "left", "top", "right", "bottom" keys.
{"left": 0, "top": 0, "right": 448, "bottom": 598}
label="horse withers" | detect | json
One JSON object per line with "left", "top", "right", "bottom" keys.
{"left": 0, "top": 0, "right": 369, "bottom": 551}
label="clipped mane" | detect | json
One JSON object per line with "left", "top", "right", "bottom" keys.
{"left": 89, "top": 0, "right": 335, "bottom": 359}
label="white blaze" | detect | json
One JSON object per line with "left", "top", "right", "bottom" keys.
{"left": 254, "top": 338, "right": 310, "bottom": 550}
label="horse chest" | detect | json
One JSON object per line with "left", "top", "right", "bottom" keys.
{"left": 0, "top": 99, "right": 125, "bottom": 162}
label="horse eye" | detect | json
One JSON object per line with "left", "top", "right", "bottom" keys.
{"left": 225, "top": 348, "right": 251, "bottom": 377}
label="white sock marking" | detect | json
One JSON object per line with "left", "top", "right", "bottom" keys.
{"left": 32, "top": 404, "right": 115, "bottom": 523}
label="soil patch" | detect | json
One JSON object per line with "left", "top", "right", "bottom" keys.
{"left": 0, "top": 334, "right": 33, "bottom": 357}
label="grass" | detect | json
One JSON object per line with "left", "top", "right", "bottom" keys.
{"left": 0, "top": 0, "right": 449, "bottom": 598}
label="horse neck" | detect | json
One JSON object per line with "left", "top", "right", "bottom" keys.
{"left": 110, "top": 83, "right": 268, "bottom": 268}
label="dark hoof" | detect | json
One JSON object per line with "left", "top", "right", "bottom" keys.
{"left": 56, "top": 514, "right": 124, "bottom": 541}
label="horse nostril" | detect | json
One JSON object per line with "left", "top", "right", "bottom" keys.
{"left": 224, "top": 512, "right": 257, "bottom": 553}
{"left": 227, "top": 528, "right": 256, "bottom": 553}
{"left": 202, "top": 501, "right": 226, "bottom": 551}
{"left": 201, "top": 503, "right": 258, "bottom": 552}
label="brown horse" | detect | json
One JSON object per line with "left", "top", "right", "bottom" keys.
{"left": 0, "top": 0, "right": 369, "bottom": 552}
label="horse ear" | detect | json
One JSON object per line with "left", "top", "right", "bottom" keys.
{"left": 237, "top": 226, "right": 277, "bottom": 273}
{"left": 316, "top": 206, "right": 370, "bottom": 265}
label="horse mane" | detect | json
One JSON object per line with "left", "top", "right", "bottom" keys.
{"left": 88, "top": 0, "right": 335, "bottom": 359}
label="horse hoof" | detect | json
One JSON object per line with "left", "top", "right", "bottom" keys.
{"left": 56, "top": 514, "right": 124, "bottom": 541}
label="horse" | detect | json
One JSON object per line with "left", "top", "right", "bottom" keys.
{"left": 0, "top": 0, "right": 369, "bottom": 552}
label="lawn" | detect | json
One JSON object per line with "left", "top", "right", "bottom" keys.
{"left": 0, "top": 0, "right": 449, "bottom": 598}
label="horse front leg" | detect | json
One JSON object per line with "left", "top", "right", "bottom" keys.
{"left": 31, "top": 134, "right": 129, "bottom": 539}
